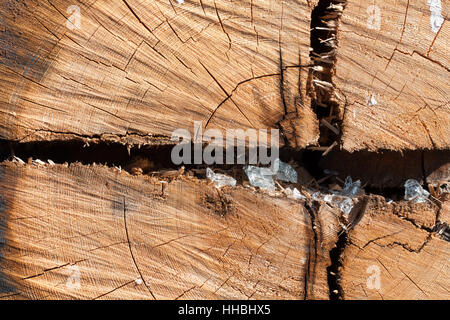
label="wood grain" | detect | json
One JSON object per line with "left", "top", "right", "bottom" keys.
{"left": 336, "top": 0, "right": 449, "bottom": 151}
{"left": 0, "top": 162, "right": 448, "bottom": 299}
{"left": 341, "top": 196, "right": 449, "bottom": 299}
{"left": 0, "top": 0, "right": 448, "bottom": 301}
{"left": 0, "top": 161, "right": 332, "bottom": 299}
{"left": 0, "top": 0, "right": 317, "bottom": 148}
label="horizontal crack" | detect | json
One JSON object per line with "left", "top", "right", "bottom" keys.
{"left": 12, "top": 128, "right": 173, "bottom": 146}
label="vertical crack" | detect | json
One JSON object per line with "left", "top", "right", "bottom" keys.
{"left": 326, "top": 229, "right": 347, "bottom": 300}
{"left": 123, "top": 197, "right": 157, "bottom": 299}
{"left": 308, "top": 2, "right": 350, "bottom": 298}
{"left": 303, "top": 201, "right": 319, "bottom": 299}
{"left": 279, "top": 49, "right": 289, "bottom": 116}
{"left": 309, "top": 0, "right": 347, "bottom": 147}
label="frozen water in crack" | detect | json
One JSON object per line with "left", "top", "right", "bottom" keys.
{"left": 12, "top": 156, "right": 25, "bottom": 164}
{"left": 311, "top": 192, "right": 354, "bottom": 214}
{"left": 292, "top": 188, "right": 305, "bottom": 200}
{"left": 274, "top": 159, "right": 298, "bottom": 183}
{"left": 312, "top": 192, "right": 322, "bottom": 201}
{"left": 323, "top": 194, "right": 334, "bottom": 203}
{"left": 338, "top": 197, "right": 353, "bottom": 215}
{"left": 404, "top": 179, "right": 429, "bottom": 203}
{"left": 340, "top": 176, "right": 361, "bottom": 198}
{"left": 244, "top": 158, "right": 296, "bottom": 191}
{"left": 311, "top": 176, "right": 360, "bottom": 214}
{"left": 206, "top": 168, "right": 236, "bottom": 188}
{"left": 244, "top": 165, "right": 275, "bottom": 191}
{"left": 286, "top": 187, "right": 306, "bottom": 200}
{"left": 32, "top": 159, "right": 45, "bottom": 165}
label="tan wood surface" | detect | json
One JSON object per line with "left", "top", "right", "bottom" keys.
{"left": 0, "top": 0, "right": 448, "bottom": 300}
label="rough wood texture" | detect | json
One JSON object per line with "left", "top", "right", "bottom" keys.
{"left": 0, "top": 0, "right": 318, "bottom": 148}
{"left": 336, "top": 0, "right": 449, "bottom": 151}
{"left": 1, "top": 1, "right": 448, "bottom": 151}
{"left": 341, "top": 197, "right": 449, "bottom": 299}
{"left": 1, "top": 162, "right": 448, "bottom": 299}
{"left": 0, "top": 0, "right": 448, "bottom": 301}
{"left": 0, "top": 162, "right": 337, "bottom": 299}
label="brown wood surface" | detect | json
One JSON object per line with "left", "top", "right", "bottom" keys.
{"left": 336, "top": 0, "right": 449, "bottom": 151}
{"left": 0, "top": 0, "right": 318, "bottom": 148}
{"left": 341, "top": 196, "right": 449, "bottom": 299}
{"left": 0, "top": 0, "right": 448, "bottom": 300}
{"left": 0, "top": 162, "right": 331, "bottom": 299}
{"left": 0, "top": 162, "right": 448, "bottom": 299}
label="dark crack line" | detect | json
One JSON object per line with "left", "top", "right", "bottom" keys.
{"left": 123, "top": 197, "right": 156, "bottom": 299}
{"left": 309, "top": 0, "right": 347, "bottom": 147}
{"left": 122, "top": 0, "right": 156, "bottom": 38}
{"left": 213, "top": 0, "right": 231, "bottom": 51}
{"left": 303, "top": 201, "right": 319, "bottom": 299}
{"left": 279, "top": 48, "right": 288, "bottom": 115}
{"left": 93, "top": 279, "right": 136, "bottom": 300}
{"left": 398, "top": 267, "right": 428, "bottom": 297}
{"left": 326, "top": 228, "right": 347, "bottom": 300}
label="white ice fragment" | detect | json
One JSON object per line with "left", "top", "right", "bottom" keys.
{"left": 339, "top": 197, "right": 354, "bottom": 215}
{"left": 314, "top": 192, "right": 334, "bottom": 203}
{"left": 12, "top": 156, "right": 25, "bottom": 164}
{"left": 206, "top": 168, "right": 214, "bottom": 179}
{"left": 176, "top": 0, "right": 184, "bottom": 4}
{"left": 313, "top": 191, "right": 354, "bottom": 214}
{"left": 368, "top": 95, "right": 377, "bottom": 106}
{"left": 274, "top": 159, "right": 297, "bottom": 183}
{"left": 328, "top": 4, "right": 344, "bottom": 11}
{"left": 340, "top": 176, "right": 361, "bottom": 198}
{"left": 206, "top": 168, "right": 236, "bottom": 188}
{"left": 47, "top": 159, "right": 55, "bottom": 165}
{"left": 292, "top": 188, "right": 306, "bottom": 200}
{"left": 312, "top": 65, "right": 324, "bottom": 72}
{"left": 404, "top": 179, "right": 430, "bottom": 203}
{"left": 323, "top": 194, "right": 334, "bottom": 203}
{"left": 244, "top": 165, "right": 275, "bottom": 191}
{"left": 286, "top": 188, "right": 306, "bottom": 200}
{"left": 427, "top": 0, "right": 444, "bottom": 33}
{"left": 32, "top": 159, "right": 45, "bottom": 165}
{"left": 312, "top": 191, "right": 322, "bottom": 201}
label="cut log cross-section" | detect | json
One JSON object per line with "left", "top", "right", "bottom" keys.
{"left": 335, "top": 0, "right": 449, "bottom": 151}
{"left": 0, "top": 0, "right": 449, "bottom": 300}
{"left": 0, "top": 0, "right": 320, "bottom": 148}
{"left": 0, "top": 162, "right": 448, "bottom": 299}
